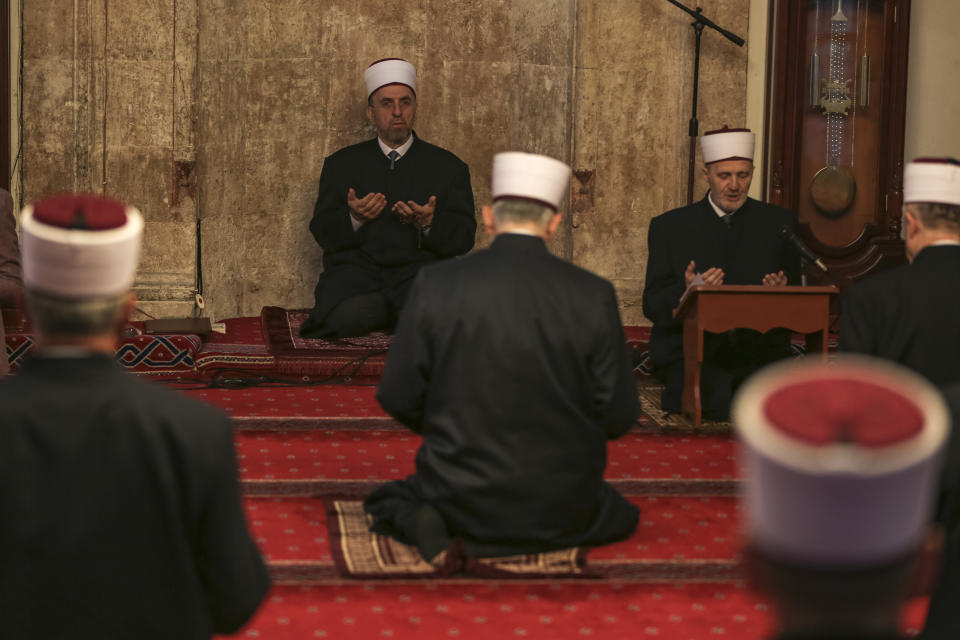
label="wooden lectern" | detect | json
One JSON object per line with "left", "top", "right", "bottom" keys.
{"left": 674, "top": 285, "right": 839, "bottom": 426}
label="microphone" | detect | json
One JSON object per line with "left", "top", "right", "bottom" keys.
{"left": 778, "top": 224, "right": 828, "bottom": 272}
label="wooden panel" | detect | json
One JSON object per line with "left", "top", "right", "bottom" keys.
{"left": 1, "top": 0, "right": 9, "bottom": 191}
{"left": 768, "top": 0, "right": 911, "bottom": 290}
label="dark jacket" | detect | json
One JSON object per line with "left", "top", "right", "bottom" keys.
{"left": 374, "top": 233, "right": 639, "bottom": 556}
{"left": 919, "top": 382, "right": 960, "bottom": 639}
{"left": 840, "top": 244, "right": 960, "bottom": 386}
{"left": 0, "top": 354, "right": 269, "bottom": 639}
{"left": 305, "top": 135, "right": 476, "bottom": 325}
{"left": 642, "top": 194, "right": 801, "bottom": 369}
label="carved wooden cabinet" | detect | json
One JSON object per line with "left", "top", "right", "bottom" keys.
{"left": 767, "top": 0, "right": 911, "bottom": 289}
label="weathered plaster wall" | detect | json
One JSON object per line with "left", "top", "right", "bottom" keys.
{"left": 572, "top": 0, "right": 749, "bottom": 323}
{"left": 21, "top": 0, "right": 750, "bottom": 325}
{"left": 22, "top": 0, "right": 197, "bottom": 318}
{"left": 196, "top": 0, "right": 576, "bottom": 321}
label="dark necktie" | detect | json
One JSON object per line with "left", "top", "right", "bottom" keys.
{"left": 388, "top": 150, "right": 399, "bottom": 170}
{"left": 722, "top": 213, "right": 734, "bottom": 226}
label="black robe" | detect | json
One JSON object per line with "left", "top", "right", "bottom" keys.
{"left": 302, "top": 135, "right": 476, "bottom": 333}
{"left": 366, "top": 233, "right": 639, "bottom": 557}
{"left": 920, "top": 382, "right": 960, "bottom": 639}
{"left": 642, "top": 195, "right": 801, "bottom": 414}
{"left": 839, "top": 244, "right": 960, "bottom": 386}
{"left": 0, "top": 354, "right": 269, "bottom": 639}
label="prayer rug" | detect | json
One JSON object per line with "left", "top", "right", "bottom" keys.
{"left": 196, "top": 316, "right": 276, "bottom": 374}
{"left": 5, "top": 320, "right": 201, "bottom": 376}
{"left": 624, "top": 325, "right": 653, "bottom": 377}
{"left": 114, "top": 328, "right": 202, "bottom": 375}
{"left": 261, "top": 306, "right": 390, "bottom": 378}
{"left": 637, "top": 382, "right": 734, "bottom": 432}
{"left": 326, "top": 500, "right": 590, "bottom": 580}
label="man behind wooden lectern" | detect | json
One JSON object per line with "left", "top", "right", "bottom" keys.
{"left": 643, "top": 127, "right": 802, "bottom": 421}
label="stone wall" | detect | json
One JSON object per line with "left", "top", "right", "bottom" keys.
{"left": 21, "top": 0, "right": 750, "bottom": 325}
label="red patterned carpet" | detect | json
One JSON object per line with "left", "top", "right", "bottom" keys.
{"left": 183, "top": 385, "right": 391, "bottom": 429}
{"left": 230, "top": 582, "right": 777, "bottom": 640}
{"left": 2, "top": 311, "right": 920, "bottom": 638}
{"left": 235, "top": 429, "right": 740, "bottom": 493}
{"left": 216, "top": 385, "right": 929, "bottom": 638}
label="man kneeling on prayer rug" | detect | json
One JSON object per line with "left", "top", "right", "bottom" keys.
{"left": 363, "top": 151, "right": 640, "bottom": 561}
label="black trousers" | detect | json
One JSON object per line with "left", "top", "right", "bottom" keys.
{"left": 299, "top": 292, "right": 394, "bottom": 339}
{"left": 655, "top": 328, "right": 792, "bottom": 421}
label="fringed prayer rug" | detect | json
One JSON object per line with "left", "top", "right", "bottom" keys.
{"left": 261, "top": 306, "right": 390, "bottom": 378}
{"left": 637, "top": 383, "right": 734, "bottom": 432}
{"left": 326, "top": 500, "right": 591, "bottom": 580}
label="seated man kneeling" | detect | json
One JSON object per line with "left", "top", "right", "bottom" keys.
{"left": 300, "top": 58, "right": 476, "bottom": 339}
{"left": 364, "top": 152, "right": 640, "bottom": 560}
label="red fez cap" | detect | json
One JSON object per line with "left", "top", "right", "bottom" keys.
{"left": 764, "top": 378, "right": 923, "bottom": 447}
{"left": 32, "top": 193, "right": 127, "bottom": 231}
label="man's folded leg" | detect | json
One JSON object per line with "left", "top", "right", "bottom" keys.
{"left": 364, "top": 475, "right": 450, "bottom": 563}
{"left": 301, "top": 291, "right": 393, "bottom": 339}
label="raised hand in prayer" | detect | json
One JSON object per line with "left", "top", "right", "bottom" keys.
{"left": 685, "top": 260, "right": 724, "bottom": 287}
{"left": 394, "top": 195, "right": 436, "bottom": 230}
{"left": 761, "top": 270, "right": 787, "bottom": 286}
{"left": 347, "top": 188, "right": 387, "bottom": 225}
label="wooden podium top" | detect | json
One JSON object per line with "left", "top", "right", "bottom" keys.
{"left": 675, "top": 285, "right": 839, "bottom": 318}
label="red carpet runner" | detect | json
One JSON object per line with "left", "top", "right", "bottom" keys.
{"left": 121, "top": 315, "right": 920, "bottom": 639}
{"left": 211, "top": 389, "right": 929, "bottom": 639}
{"left": 231, "top": 582, "right": 777, "bottom": 640}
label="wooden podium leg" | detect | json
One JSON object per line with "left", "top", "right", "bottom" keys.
{"left": 805, "top": 330, "right": 827, "bottom": 362}
{"left": 681, "top": 320, "right": 703, "bottom": 427}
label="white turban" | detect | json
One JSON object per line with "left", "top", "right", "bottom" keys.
{"left": 701, "top": 127, "right": 755, "bottom": 164}
{"left": 492, "top": 152, "right": 572, "bottom": 212}
{"left": 21, "top": 194, "right": 143, "bottom": 298}
{"left": 364, "top": 58, "right": 417, "bottom": 99}
{"left": 904, "top": 158, "right": 960, "bottom": 206}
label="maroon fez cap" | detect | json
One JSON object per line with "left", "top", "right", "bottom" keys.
{"left": 764, "top": 378, "right": 923, "bottom": 447}
{"left": 33, "top": 193, "right": 128, "bottom": 231}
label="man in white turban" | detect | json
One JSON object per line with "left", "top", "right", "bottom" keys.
{"left": 0, "top": 194, "right": 269, "bottom": 638}
{"left": 840, "top": 157, "right": 960, "bottom": 386}
{"left": 301, "top": 58, "right": 477, "bottom": 339}
{"left": 364, "top": 152, "right": 639, "bottom": 561}
{"left": 838, "top": 157, "right": 960, "bottom": 638}
{"left": 643, "top": 127, "right": 801, "bottom": 421}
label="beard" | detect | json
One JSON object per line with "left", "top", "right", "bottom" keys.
{"left": 717, "top": 192, "right": 747, "bottom": 213}
{"left": 381, "top": 123, "right": 411, "bottom": 146}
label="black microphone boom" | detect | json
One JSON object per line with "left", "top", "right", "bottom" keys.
{"left": 778, "top": 224, "right": 828, "bottom": 272}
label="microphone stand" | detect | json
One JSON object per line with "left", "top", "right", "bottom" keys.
{"left": 664, "top": 0, "right": 745, "bottom": 205}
